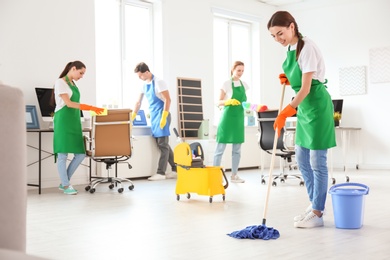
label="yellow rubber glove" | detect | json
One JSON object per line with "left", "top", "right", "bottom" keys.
{"left": 224, "top": 99, "right": 241, "bottom": 106}
{"left": 160, "top": 110, "right": 169, "bottom": 129}
{"left": 274, "top": 105, "right": 296, "bottom": 137}
{"left": 131, "top": 112, "right": 137, "bottom": 122}
{"left": 80, "top": 104, "right": 105, "bottom": 115}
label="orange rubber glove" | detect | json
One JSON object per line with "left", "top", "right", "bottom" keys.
{"left": 274, "top": 104, "right": 296, "bottom": 137}
{"left": 160, "top": 110, "right": 169, "bottom": 129}
{"left": 80, "top": 104, "right": 105, "bottom": 115}
{"left": 279, "top": 73, "right": 290, "bottom": 85}
{"left": 131, "top": 112, "right": 137, "bottom": 122}
{"left": 224, "top": 99, "right": 241, "bottom": 106}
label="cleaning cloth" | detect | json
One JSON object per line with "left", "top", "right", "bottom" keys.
{"left": 227, "top": 225, "right": 280, "bottom": 240}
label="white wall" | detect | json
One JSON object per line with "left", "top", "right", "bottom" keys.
{"left": 286, "top": 0, "right": 390, "bottom": 169}
{"left": 0, "top": 0, "right": 96, "bottom": 187}
{"left": 0, "top": 0, "right": 389, "bottom": 189}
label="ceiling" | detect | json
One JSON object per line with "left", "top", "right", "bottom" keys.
{"left": 257, "top": 0, "right": 305, "bottom": 6}
{"left": 257, "top": 0, "right": 358, "bottom": 10}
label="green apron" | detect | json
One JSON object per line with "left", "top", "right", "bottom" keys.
{"left": 283, "top": 47, "right": 336, "bottom": 150}
{"left": 53, "top": 78, "right": 85, "bottom": 160}
{"left": 216, "top": 80, "right": 247, "bottom": 143}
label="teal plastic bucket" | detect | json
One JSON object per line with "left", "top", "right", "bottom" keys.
{"left": 328, "top": 183, "right": 369, "bottom": 229}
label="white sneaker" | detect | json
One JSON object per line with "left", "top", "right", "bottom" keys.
{"left": 294, "top": 211, "right": 324, "bottom": 228}
{"left": 294, "top": 204, "right": 312, "bottom": 222}
{"left": 148, "top": 174, "right": 166, "bottom": 181}
{"left": 166, "top": 172, "right": 177, "bottom": 179}
{"left": 231, "top": 175, "right": 245, "bottom": 183}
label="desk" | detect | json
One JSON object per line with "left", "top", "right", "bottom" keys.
{"left": 261, "top": 124, "right": 361, "bottom": 184}
{"left": 329, "top": 126, "right": 362, "bottom": 184}
{"left": 27, "top": 128, "right": 91, "bottom": 194}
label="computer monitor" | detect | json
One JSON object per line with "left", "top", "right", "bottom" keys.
{"left": 332, "top": 99, "right": 343, "bottom": 114}
{"left": 35, "top": 87, "right": 84, "bottom": 124}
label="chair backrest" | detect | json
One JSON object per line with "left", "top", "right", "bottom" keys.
{"left": 257, "top": 110, "right": 286, "bottom": 151}
{"left": 91, "top": 109, "right": 132, "bottom": 158}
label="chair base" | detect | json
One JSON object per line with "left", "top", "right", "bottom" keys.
{"left": 85, "top": 177, "right": 134, "bottom": 194}
{"left": 261, "top": 172, "right": 304, "bottom": 187}
{"left": 261, "top": 159, "right": 304, "bottom": 187}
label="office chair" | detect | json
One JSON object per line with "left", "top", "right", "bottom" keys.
{"left": 257, "top": 110, "right": 304, "bottom": 187}
{"left": 85, "top": 109, "right": 134, "bottom": 193}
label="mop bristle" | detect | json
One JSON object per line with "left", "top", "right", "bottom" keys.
{"left": 227, "top": 224, "right": 280, "bottom": 240}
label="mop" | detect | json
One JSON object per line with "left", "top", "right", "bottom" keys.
{"left": 228, "top": 78, "right": 288, "bottom": 240}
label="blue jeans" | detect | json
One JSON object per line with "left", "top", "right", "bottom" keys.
{"left": 213, "top": 143, "right": 241, "bottom": 174}
{"left": 57, "top": 153, "right": 86, "bottom": 187}
{"left": 295, "top": 145, "right": 328, "bottom": 211}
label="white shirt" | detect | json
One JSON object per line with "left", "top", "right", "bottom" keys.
{"left": 141, "top": 75, "right": 168, "bottom": 101}
{"left": 220, "top": 79, "right": 250, "bottom": 100}
{"left": 54, "top": 78, "right": 73, "bottom": 112}
{"left": 289, "top": 37, "right": 326, "bottom": 82}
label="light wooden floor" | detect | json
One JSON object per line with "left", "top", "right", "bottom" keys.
{"left": 26, "top": 168, "right": 390, "bottom": 260}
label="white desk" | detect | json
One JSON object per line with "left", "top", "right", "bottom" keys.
{"left": 329, "top": 126, "right": 362, "bottom": 184}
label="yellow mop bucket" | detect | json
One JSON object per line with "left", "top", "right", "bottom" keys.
{"left": 174, "top": 142, "right": 228, "bottom": 203}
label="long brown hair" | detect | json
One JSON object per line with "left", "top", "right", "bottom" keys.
{"left": 59, "top": 60, "right": 86, "bottom": 78}
{"left": 231, "top": 61, "right": 244, "bottom": 76}
{"left": 267, "top": 11, "right": 304, "bottom": 60}
{"left": 53, "top": 60, "right": 85, "bottom": 107}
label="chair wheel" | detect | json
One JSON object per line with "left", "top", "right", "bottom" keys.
{"left": 186, "top": 193, "right": 191, "bottom": 199}
{"left": 128, "top": 185, "right": 134, "bottom": 190}
{"left": 261, "top": 179, "right": 266, "bottom": 185}
{"left": 346, "top": 176, "right": 350, "bottom": 182}
{"left": 272, "top": 181, "right": 277, "bottom": 186}
{"left": 118, "top": 188, "right": 124, "bottom": 193}
{"left": 89, "top": 188, "right": 96, "bottom": 194}
{"left": 109, "top": 184, "right": 114, "bottom": 189}
{"left": 85, "top": 186, "right": 90, "bottom": 191}
{"left": 176, "top": 195, "right": 180, "bottom": 201}
{"left": 209, "top": 197, "right": 213, "bottom": 203}
{"left": 280, "top": 179, "right": 285, "bottom": 183}
{"left": 222, "top": 194, "right": 225, "bottom": 201}
{"left": 300, "top": 181, "right": 304, "bottom": 186}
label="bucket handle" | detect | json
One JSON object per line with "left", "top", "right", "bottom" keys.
{"left": 329, "top": 182, "right": 369, "bottom": 195}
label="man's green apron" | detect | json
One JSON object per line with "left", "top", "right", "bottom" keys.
{"left": 283, "top": 46, "right": 336, "bottom": 150}
{"left": 216, "top": 80, "right": 247, "bottom": 143}
{"left": 53, "top": 79, "right": 85, "bottom": 160}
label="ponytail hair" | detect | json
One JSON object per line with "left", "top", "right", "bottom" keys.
{"left": 59, "top": 60, "right": 86, "bottom": 78}
{"left": 231, "top": 61, "right": 244, "bottom": 76}
{"left": 267, "top": 11, "right": 304, "bottom": 60}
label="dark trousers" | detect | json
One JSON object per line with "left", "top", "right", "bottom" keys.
{"left": 155, "top": 136, "right": 175, "bottom": 175}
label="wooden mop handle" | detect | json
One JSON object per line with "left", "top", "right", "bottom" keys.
{"left": 262, "top": 83, "right": 286, "bottom": 225}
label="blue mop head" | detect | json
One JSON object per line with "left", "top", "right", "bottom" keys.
{"left": 227, "top": 224, "right": 280, "bottom": 240}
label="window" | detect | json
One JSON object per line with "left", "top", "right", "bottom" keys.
{"left": 95, "top": 0, "right": 155, "bottom": 110}
{"left": 121, "top": 1, "right": 154, "bottom": 110}
{"left": 212, "top": 9, "right": 260, "bottom": 125}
